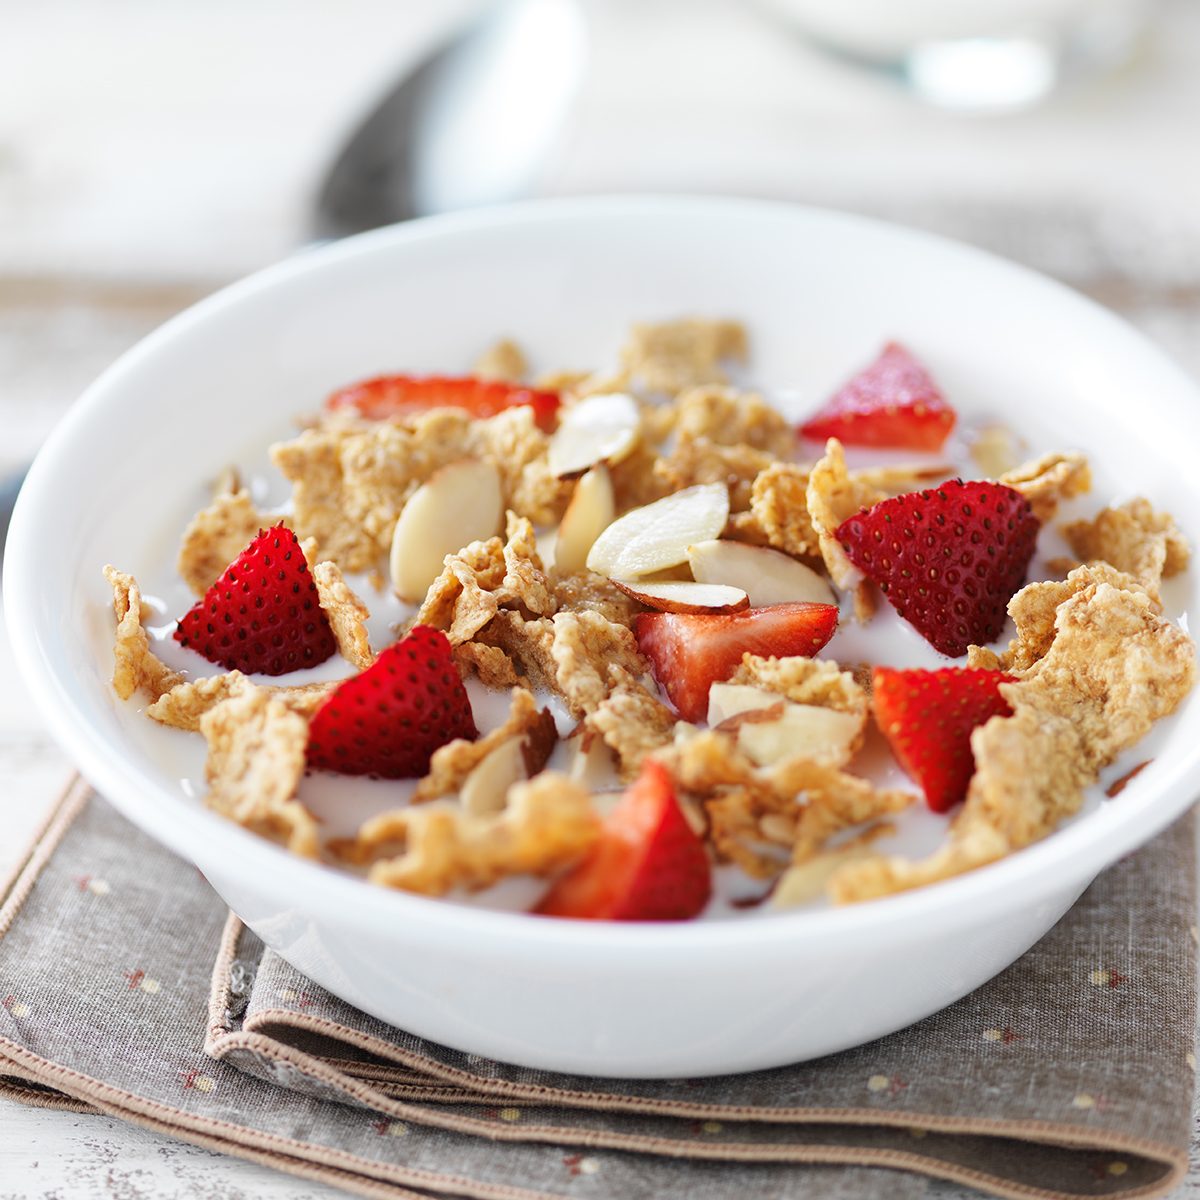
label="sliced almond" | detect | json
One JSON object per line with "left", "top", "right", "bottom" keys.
{"left": 637, "top": 564, "right": 695, "bottom": 583}
{"left": 771, "top": 829, "right": 891, "bottom": 908}
{"left": 390, "top": 460, "right": 503, "bottom": 601}
{"left": 567, "top": 730, "right": 619, "bottom": 788}
{"left": 707, "top": 683, "right": 783, "bottom": 727}
{"left": 688, "top": 539, "right": 836, "bottom": 607}
{"left": 554, "top": 465, "right": 615, "bottom": 575}
{"left": 771, "top": 849, "right": 866, "bottom": 908}
{"left": 548, "top": 392, "right": 641, "bottom": 478}
{"left": 586, "top": 483, "right": 730, "bottom": 579}
{"left": 736, "top": 704, "right": 862, "bottom": 769}
{"left": 460, "top": 737, "right": 527, "bottom": 816}
{"left": 612, "top": 580, "right": 748, "bottom": 614}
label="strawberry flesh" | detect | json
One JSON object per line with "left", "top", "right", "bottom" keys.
{"left": 800, "top": 342, "right": 956, "bottom": 452}
{"left": 536, "top": 760, "right": 711, "bottom": 921}
{"left": 872, "top": 666, "right": 1014, "bottom": 812}
{"left": 326, "top": 374, "right": 560, "bottom": 432}
{"left": 634, "top": 602, "right": 839, "bottom": 724}
{"left": 174, "top": 525, "right": 337, "bottom": 676}
{"left": 306, "top": 625, "right": 477, "bottom": 779}
{"left": 836, "top": 479, "right": 1039, "bottom": 657}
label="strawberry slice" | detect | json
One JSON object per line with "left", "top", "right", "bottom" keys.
{"left": 326, "top": 375, "right": 560, "bottom": 432}
{"left": 800, "top": 342, "right": 956, "bottom": 451}
{"left": 872, "top": 667, "right": 1014, "bottom": 812}
{"left": 634, "top": 602, "right": 839, "bottom": 724}
{"left": 535, "top": 760, "right": 711, "bottom": 921}
{"left": 174, "top": 525, "right": 337, "bottom": 676}
{"left": 836, "top": 480, "right": 1039, "bottom": 657}
{"left": 306, "top": 625, "right": 477, "bottom": 778}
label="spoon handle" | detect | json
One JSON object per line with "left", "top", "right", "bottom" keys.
{"left": 0, "top": 466, "right": 28, "bottom": 561}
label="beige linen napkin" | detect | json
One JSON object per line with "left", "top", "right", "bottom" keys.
{"left": 0, "top": 778, "right": 1195, "bottom": 1200}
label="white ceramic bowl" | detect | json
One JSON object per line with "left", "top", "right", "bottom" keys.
{"left": 6, "top": 197, "right": 1200, "bottom": 1078}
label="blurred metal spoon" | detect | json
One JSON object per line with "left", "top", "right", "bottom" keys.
{"left": 0, "top": 468, "right": 21, "bottom": 562}
{"left": 0, "top": 0, "right": 586, "bottom": 560}
{"left": 312, "top": 0, "right": 586, "bottom": 238}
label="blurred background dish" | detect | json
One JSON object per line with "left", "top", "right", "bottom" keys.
{"left": 757, "top": 0, "right": 1156, "bottom": 109}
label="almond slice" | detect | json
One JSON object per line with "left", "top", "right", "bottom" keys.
{"left": 706, "top": 683, "right": 783, "bottom": 727}
{"left": 567, "top": 730, "right": 619, "bottom": 788}
{"left": 548, "top": 392, "right": 641, "bottom": 478}
{"left": 390, "top": 459, "right": 503, "bottom": 602}
{"left": 688, "top": 539, "right": 836, "bottom": 606}
{"left": 460, "top": 737, "right": 527, "bottom": 816}
{"left": 771, "top": 844, "right": 878, "bottom": 908}
{"left": 554, "top": 465, "right": 615, "bottom": 575}
{"left": 612, "top": 580, "right": 749, "bottom": 614}
{"left": 586, "top": 483, "right": 730, "bottom": 579}
{"left": 736, "top": 704, "right": 862, "bottom": 768}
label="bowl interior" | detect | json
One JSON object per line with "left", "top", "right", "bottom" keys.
{"left": 7, "top": 197, "right": 1200, "bottom": 945}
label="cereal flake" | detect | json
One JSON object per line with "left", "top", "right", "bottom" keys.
{"left": 673, "top": 384, "right": 794, "bottom": 457}
{"left": 177, "top": 489, "right": 282, "bottom": 595}
{"left": 313, "top": 561, "right": 374, "bottom": 669}
{"left": 806, "top": 438, "right": 885, "bottom": 590}
{"left": 199, "top": 685, "right": 317, "bottom": 858}
{"left": 731, "top": 654, "right": 868, "bottom": 721}
{"left": 834, "top": 577, "right": 1195, "bottom": 902}
{"left": 1063, "top": 498, "right": 1189, "bottom": 595}
{"left": 655, "top": 437, "right": 773, "bottom": 512}
{"left": 454, "top": 641, "right": 522, "bottom": 689}
{"left": 620, "top": 318, "right": 748, "bottom": 395}
{"left": 999, "top": 451, "right": 1091, "bottom": 522}
{"left": 354, "top": 774, "right": 599, "bottom": 895}
{"left": 585, "top": 667, "right": 678, "bottom": 780}
{"left": 966, "top": 562, "right": 1148, "bottom": 673}
{"left": 749, "top": 464, "right": 819, "bottom": 559}
{"left": 473, "top": 338, "right": 528, "bottom": 382}
{"left": 549, "top": 609, "right": 648, "bottom": 717}
{"left": 550, "top": 570, "right": 641, "bottom": 626}
{"left": 415, "top": 537, "right": 506, "bottom": 645}
{"left": 103, "top": 566, "right": 183, "bottom": 702}
{"left": 495, "top": 512, "right": 556, "bottom": 615}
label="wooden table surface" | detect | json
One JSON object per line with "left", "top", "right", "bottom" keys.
{"left": 3, "top": 1, "right": 1200, "bottom": 1194}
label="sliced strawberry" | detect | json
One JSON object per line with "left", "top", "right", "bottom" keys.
{"left": 836, "top": 480, "right": 1039, "bottom": 657}
{"left": 800, "top": 342, "right": 956, "bottom": 451}
{"left": 306, "top": 625, "right": 476, "bottom": 779}
{"left": 872, "top": 666, "right": 1014, "bottom": 812}
{"left": 326, "top": 374, "right": 560, "bottom": 432}
{"left": 536, "top": 760, "right": 711, "bottom": 921}
{"left": 174, "top": 525, "right": 337, "bottom": 676}
{"left": 634, "top": 602, "right": 839, "bottom": 724}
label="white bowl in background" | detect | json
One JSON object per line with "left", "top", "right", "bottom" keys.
{"left": 6, "top": 197, "right": 1200, "bottom": 1077}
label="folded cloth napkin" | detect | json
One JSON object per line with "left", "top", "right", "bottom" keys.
{"left": 0, "top": 779, "right": 1196, "bottom": 1200}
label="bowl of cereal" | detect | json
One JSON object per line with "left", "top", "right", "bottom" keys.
{"left": 5, "top": 197, "right": 1198, "bottom": 1077}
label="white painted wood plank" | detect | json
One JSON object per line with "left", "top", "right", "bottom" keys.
{"left": 0, "top": 1104, "right": 353, "bottom": 1200}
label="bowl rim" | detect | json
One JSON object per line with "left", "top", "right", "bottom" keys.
{"left": 6, "top": 193, "right": 1199, "bottom": 953}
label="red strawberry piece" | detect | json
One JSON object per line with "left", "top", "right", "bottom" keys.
{"left": 536, "top": 760, "right": 711, "bottom": 921}
{"left": 174, "top": 525, "right": 337, "bottom": 676}
{"left": 872, "top": 666, "right": 1015, "bottom": 812}
{"left": 326, "top": 374, "right": 560, "bottom": 432}
{"left": 800, "top": 342, "right": 956, "bottom": 452}
{"left": 634, "top": 602, "right": 839, "bottom": 724}
{"left": 306, "top": 625, "right": 477, "bottom": 779}
{"left": 836, "top": 480, "right": 1039, "bottom": 657}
